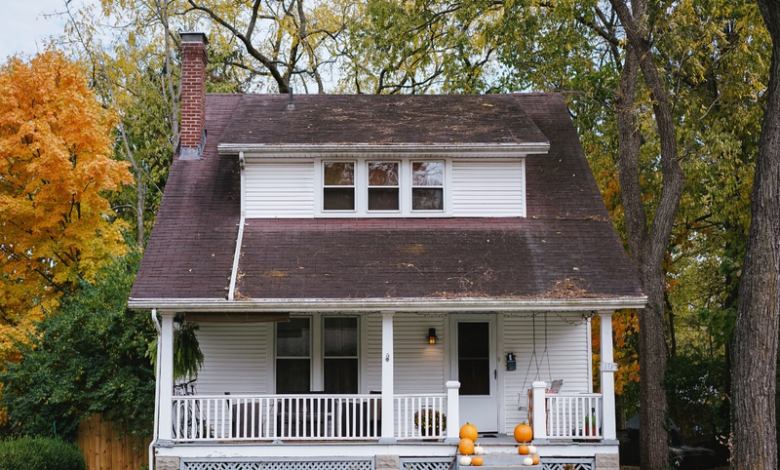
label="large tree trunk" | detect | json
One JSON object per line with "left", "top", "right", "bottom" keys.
{"left": 731, "top": 1, "right": 780, "bottom": 469}
{"left": 609, "top": 1, "right": 685, "bottom": 468}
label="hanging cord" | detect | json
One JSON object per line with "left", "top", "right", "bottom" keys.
{"left": 521, "top": 313, "right": 540, "bottom": 391}
{"left": 544, "top": 314, "right": 553, "bottom": 383}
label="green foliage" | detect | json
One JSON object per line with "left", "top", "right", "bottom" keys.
{"left": 0, "top": 437, "right": 86, "bottom": 470}
{"left": 0, "top": 252, "right": 155, "bottom": 439}
{"left": 665, "top": 349, "right": 729, "bottom": 439}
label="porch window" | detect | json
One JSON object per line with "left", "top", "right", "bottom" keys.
{"left": 324, "top": 317, "right": 359, "bottom": 393}
{"left": 275, "top": 316, "right": 359, "bottom": 393}
{"left": 276, "top": 318, "right": 311, "bottom": 393}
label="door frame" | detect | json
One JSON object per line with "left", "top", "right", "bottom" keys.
{"left": 448, "top": 313, "right": 501, "bottom": 433}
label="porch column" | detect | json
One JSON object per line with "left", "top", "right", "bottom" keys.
{"left": 158, "top": 313, "right": 176, "bottom": 442}
{"left": 380, "top": 312, "right": 396, "bottom": 442}
{"left": 445, "top": 381, "right": 461, "bottom": 443}
{"left": 531, "top": 381, "right": 547, "bottom": 441}
{"left": 599, "top": 311, "right": 617, "bottom": 440}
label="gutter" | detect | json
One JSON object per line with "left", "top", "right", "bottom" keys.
{"left": 217, "top": 142, "right": 551, "bottom": 158}
{"left": 128, "top": 296, "right": 648, "bottom": 313}
{"left": 149, "top": 309, "right": 162, "bottom": 470}
{"left": 227, "top": 152, "right": 246, "bottom": 301}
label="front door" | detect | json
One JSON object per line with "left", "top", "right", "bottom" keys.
{"left": 454, "top": 317, "right": 498, "bottom": 432}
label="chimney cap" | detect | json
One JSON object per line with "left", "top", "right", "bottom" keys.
{"left": 180, "top": 32, "right": 209, "bottom": 45}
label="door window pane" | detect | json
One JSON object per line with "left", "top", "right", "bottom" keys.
{"left": 458, "top": 322, "right": 490, "bottom": 396}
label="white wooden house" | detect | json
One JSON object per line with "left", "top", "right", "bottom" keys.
{"left": 129, "top": 32, "right": 645, "bottom": 470}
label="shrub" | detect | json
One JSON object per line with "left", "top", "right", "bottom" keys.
{"left": 0, "top": 437, "right": 86, "bottom": 470}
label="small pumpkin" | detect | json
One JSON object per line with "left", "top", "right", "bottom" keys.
{"left": 459, "top": 456, "right": 472, "bottom": 466}
{"left": 471, "top": 457, "right": 483, "bottom": 467}
{"left": 460, "top": 423, "right": 479, "bottom": 441}
{"left": 518, "top": 445, "right": 530, "bottom": 455}
{"left": 473, "top": 445, "right": 485, "bottom": 455}
{"left": 528, "top": 445, "right": 537, "bottom": 455}
{"left": 532, "top": 456, "right": 540, "bottom": 465}
{"left": 459, "top": 438, "right": 475, "bottom": 455}
{"left": 514, "top": 424, "right": 533, "bottom": 443}
{"left": 523, "top": 457, "right": 534, "bottom": 466}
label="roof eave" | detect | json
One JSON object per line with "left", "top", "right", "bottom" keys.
{"left": 217, "top": 142, "right": 551, "bottom": 158}
{"left": 128, "top": 296, "right": 647, "bottom": 313}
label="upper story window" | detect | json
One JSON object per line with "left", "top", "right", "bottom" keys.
{"left": 412, "top": 161, "right": 444, "bottom": 211}
{"left": 319, "top": 159, "right": 446, "bottom": 216}
{"left": 323, "top": 162, "right": 355, "bottom": 211}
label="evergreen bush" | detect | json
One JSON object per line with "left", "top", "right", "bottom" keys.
{"left": 0, "top": 437, "right": 86, "bottom": 470}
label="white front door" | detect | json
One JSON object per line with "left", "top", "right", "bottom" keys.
{"left": 452, "top": 316, "right": 498, "bottom": 433}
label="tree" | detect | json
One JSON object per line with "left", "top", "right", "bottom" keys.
{"left": 184, "top": 0, "right": 346, "bottom": 93}
{"left": 731, "top": 0, "right": 780, "bottom": 468}
{"left": 0, "top": 252, "right": 156, "bottom": 440}
{"left": 0, "top": 50, "right": 133, "bottom": 363}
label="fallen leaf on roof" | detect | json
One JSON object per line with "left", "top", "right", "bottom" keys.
{"left": 262, "top": 270, "right": 288, "bottom": 278}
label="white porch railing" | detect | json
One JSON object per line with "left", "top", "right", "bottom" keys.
{"left": 393, "top": 393, "right": 447, "bottom": 440}
{"left": 171, "top": 393, "right": 450, "bottom": 442}
{"left": 545, "top": 393, "right": 603, "bottom": 440}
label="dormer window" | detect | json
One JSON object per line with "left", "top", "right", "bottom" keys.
{"left": 319, "top": 159, "right": 447, "bottom": 216}
{"left": 412, "top": 161, "right": 444, "bottom": 211}
{"left": 323, "top": 162, "right": 355, "bottom": 211}
{"left": 368, "top": 162, "right": 400, "bottom": 211}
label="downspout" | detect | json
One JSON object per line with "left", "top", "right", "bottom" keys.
{"left": 149, "top": 309, "right": 162, "bottom": 470}
{"left": 228, "top": 152, "right": 246, "bottom": 300}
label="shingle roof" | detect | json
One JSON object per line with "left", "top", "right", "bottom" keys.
{"left": 219, "top": 94, "right": 549, "bottom": 146}
{"left": 130, "top": 93, "right": 644, "bottom": 302}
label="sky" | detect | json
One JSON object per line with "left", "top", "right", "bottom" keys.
{"left": 0, "top": 0, "right": 89, "bottom": 61}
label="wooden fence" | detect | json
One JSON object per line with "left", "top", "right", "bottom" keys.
{"left": 77, "top": 415, "right": 152, "bottom": 470}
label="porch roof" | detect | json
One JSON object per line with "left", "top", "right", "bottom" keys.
{"left": 129, "top": 93, "right": 644, "bottom": 307}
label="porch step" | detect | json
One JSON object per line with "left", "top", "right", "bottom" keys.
{"left": 456, "top": 453, "right": 542, "bottom": 470}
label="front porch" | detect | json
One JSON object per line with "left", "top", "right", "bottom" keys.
{"left": 152, "top": 309, "right": 620, "bottom": 470}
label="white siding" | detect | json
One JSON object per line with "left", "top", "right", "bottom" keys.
{"left": 245, "top": 162, "right": 314, "bottom": 218}
{"left": 364, "top": 314, "right": 446, "bottom": 393}
{"left": 194, "top": 322, "right": 269, "bottom": 395}
{"left": 451, "top": 160, "right": 525, "bottom": 217}
{"left": 501, "top": 313, "right": 590, "bottom": 434}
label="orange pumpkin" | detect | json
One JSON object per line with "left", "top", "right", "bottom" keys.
{"left": 532, "top": 456, "right": 540, "bottom": 465}
{"left": 514, "top": 424, "right": 533, "bottom": 443}
{"left": 460, "top": 423, "right": 479, "bottom": 441}
{"left": 518, "top": 445, "right": 530, "bottom": 455}
{"left": 471, "top": 457, "right": 483, "bottom": 467}
{"left": 459, "top": 438, "right": 475, "bottom": 455}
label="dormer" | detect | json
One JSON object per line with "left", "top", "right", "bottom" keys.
{"left": 216, "top": 95, "right": 550, "bottom": 218}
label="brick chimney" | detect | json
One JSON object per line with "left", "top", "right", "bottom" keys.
{"left": 179, "top": 32, "right": 208, "bottom": 160}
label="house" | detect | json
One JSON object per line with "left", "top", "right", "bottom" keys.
{"left": 128, "top": 32, "right": 645, "bottom": 470}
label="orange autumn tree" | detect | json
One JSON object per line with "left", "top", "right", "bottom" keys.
{"left": 0, "top": 50, "right": 133, "bottom": 363}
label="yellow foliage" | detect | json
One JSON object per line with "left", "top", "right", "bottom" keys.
{"left": 0, "top": 50, "right": 133, "bottom": 364}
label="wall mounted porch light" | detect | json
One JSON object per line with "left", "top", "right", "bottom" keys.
{"left": 428, "top": 328, "right": 438, "bottom": 345}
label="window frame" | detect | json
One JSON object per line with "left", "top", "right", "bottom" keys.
{"left": 315, "top": 158, "right": 451, "bottom": 217}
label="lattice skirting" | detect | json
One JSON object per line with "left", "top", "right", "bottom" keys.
{"left": 542, "top": 457, "right": 595, "bottom": 470}
{"left": 400, "top": 457, "right": 453, "bottom": 470}
{"left": 182, "top": 460, "right": 373, "bottom": 470}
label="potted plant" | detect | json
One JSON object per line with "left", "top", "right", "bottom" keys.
{"left": 584, "top": 409, "right": 597, "bottom": 442}
{"left": 414, "top": 409, "right": 447, "bottom": 438}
